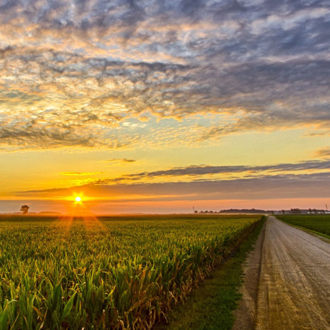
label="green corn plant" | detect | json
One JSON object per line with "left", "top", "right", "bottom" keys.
{"left": 0, "top": 214, "right": 261, "bottom": 329}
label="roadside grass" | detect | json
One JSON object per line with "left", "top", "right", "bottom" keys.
{"left": 154, "top": 216, "right": 266, "bottom": 330}
{"left": 277, "top": 215, "right": 330, "bottom": 240}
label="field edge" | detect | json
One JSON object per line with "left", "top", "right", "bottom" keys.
{"left": 153, "top": 216, "right": 266, "bottom": 330}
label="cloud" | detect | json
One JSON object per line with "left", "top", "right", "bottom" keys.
{"left": 86, "top": 159, "right": 330, "bottom": 183}
{"left": 103, "top": 158, "right": 137, "bottom": 164}
{"left": 0, "top": 124, "right": 96, "bottom": 150}
{"left": 16, "top": 171, "right": 330, "bottom": 201}
{"left": 0, "top": 117, "right": 132, "bottom": 151}
{"left": 0, "top": 0, "right": 330, "bottom": 150}
{"left": 314, "top": 147, "right": 330, "bottom": 158}
{"left": 14, "top": 158, "right": 330, "bottom": 203}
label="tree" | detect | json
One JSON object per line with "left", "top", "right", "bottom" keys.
{"left": 20, "top": 205, "right": 29, "bottom": 215}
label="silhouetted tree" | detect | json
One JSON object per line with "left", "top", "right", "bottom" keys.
{"left": 20, "top": 205, "right": 29, "bottom": 215}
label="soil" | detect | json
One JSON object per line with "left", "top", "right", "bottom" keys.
{"left": 234, "top": 216, "right": 330, "bottom": 330}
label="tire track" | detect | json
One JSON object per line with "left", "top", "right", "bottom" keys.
{"left": 234, "top": 216, "right": 330, "bottom": 330}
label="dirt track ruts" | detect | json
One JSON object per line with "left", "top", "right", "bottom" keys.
{"left": 234, "top": 216, "right": 330, "bottom": 330}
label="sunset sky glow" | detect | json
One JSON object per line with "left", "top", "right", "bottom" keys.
{"left": 1, "top": 0, "right": 330, "bottom": 213}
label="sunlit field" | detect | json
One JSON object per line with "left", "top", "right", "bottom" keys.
{"left": 0, "top": 214, "right": 261, "bottom": 330}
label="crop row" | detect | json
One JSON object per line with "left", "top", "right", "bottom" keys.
{"left": 0, "top": 215, "right": 261, "bottom": 329}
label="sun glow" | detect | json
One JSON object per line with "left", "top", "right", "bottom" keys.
{"left": 75, "top": 196, "right": 82, "bottom": 202}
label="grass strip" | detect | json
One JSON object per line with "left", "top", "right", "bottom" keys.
{"left": 154, "top": 217, "right": 266, "bottom": 330}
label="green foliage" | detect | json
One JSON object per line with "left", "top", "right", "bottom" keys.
{"left": 0, "top": 215, "right": 261, "bottom": 329}
{"left": 277, "top": 215, "right": 330, "bottom": 237}
{"left": 155, "top": 217, "right": 266, "bottom": 330}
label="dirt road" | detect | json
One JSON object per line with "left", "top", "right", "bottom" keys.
{"left": 234, "top": 216, "right": 330, "bottom": 330}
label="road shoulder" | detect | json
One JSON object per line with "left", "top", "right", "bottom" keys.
{"left": 232, "top": 219, "right": 266, "bottom": 330}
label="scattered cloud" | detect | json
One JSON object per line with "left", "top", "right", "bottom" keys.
{"left": 16, "top": 171, "right": 330, "bottom": 201}
{"left": 0, "top": 0, "right": 329, "bottom": 150}
{"left": 314, "top": 147, "right": 330, "bottom": 158}
{"left": 15, "top": 159, "right": 330, "bottom": 201}
{"left": 84, "top": 160, "right": 330, "bottom": 184}
{"left": 102, "top": 158, "right": 137, "bottom": 164}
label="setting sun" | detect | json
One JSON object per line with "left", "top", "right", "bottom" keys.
{"left": 75, "top": 197, "right": 82, "bottom": 202}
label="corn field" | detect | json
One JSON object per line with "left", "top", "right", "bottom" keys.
{"left": 0, "top": 214, "right": 261, "bottom": 330}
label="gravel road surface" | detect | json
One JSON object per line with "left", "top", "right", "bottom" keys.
{"left": 234, "top": 216, "right": 330, "bottom": 330}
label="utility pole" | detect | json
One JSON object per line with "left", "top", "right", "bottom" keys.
{"left": 193, "top": 206, "right": 195, "bottom": 213}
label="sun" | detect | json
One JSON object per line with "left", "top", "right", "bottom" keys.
{"left": 75, "top": 196, "right": 82, "bottom": 202}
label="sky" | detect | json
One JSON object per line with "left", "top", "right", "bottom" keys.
{"left": 1, "top": 0, "right": 330, "bottom": 213}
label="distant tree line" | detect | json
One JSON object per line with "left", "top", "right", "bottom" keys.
{"left": 196, "top": 208, "right": 268, "bottom": 214}
{"left": 194, "top": 208, "right": 329, "bottom": 215}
